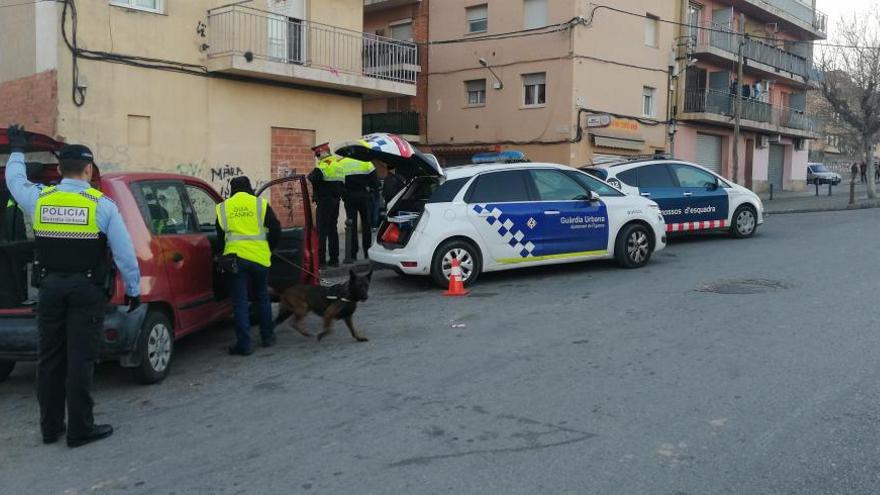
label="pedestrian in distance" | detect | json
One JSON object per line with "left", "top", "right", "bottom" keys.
{"left": 382, "top": 165, "right": 406, "bottom": 206}
{"left": 851, "top": 162, "right": 859, "bottom": 183}
{"left": 5, "top": 124, "right": 142, "bottom": 448}
{"left": 341, "top": 156, "right": 380, "bottom": 260}
{"left": 308, "top": 143, "right": 344, "bottom": 268}
{"left": 860, "top": 162, "right": 867, "bottom": 184}
{"left": 215, "top": 176, "right": 281, "bottom": 355}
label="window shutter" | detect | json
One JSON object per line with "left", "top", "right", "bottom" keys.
{"left": 523, "top": 0, "right": 548, "bottom": 29}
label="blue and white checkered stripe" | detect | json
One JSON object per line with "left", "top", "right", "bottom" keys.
{"left": 473, "top": 204, "right": 536, "bottom": 258}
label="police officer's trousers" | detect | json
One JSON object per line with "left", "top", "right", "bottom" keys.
{"left": 343, "top": 194, "right": 371, "bottom": 259}
{"left": 316, "top": 197, "right": 340, "bottom": 265}
{"left": 37, "top": 273, "right": 104, "bottom": 438}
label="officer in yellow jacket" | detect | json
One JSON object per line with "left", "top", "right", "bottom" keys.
{"left": 308, "top": 143, "right": 345, "bottom": 267}
{"left": 215, "top": 177, "right": 281, "bottom": 355}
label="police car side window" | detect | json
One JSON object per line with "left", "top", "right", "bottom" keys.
{"left": 563, "top": 170, "right": 624, "bottom": 197}
{"left": 427, "top": 177, "right": 469, "bottom": 203}
{"left": 670, "top": 164, "right": 718, "bottom": 189}
{"left": 637, "top": 165, "right": 676, "bottom": 188}
{"left": 530, "top": 170, "right": 588, "bottom": 201}
{"left": 617, "top": 169, "right": 639, "bottom": 187}
{"left": 467, "top": 171, "right": 531, "bottom": 203}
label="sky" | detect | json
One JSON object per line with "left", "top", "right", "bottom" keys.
{"left": 816, "top": 0, "right": 879, "bottom": 41}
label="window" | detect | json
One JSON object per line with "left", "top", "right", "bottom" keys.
{"left": 466, "top": 5, "right": 488, "bottom": 33}
{"left": 687, "top": 2, "right": 703, "bottom": 43}
{"left": 523, "top": 72, "right": 547, "bottom": 107}
{"left": 465, "top": 79, "right": 487, "bottom": 106}
{"left": 618, "top": 169, "right": 639, "bottom": 187}
{"left": 642, "top": 86, "right": 656, "bottom": 117}
{"left": 523, "top": 0, "right": 548, "bottom": 29}
{"left": 426, "top": 177, "right": 470, "bottom": 204}
{"left": 137, "top": 182, "right": 198, "bottom": 235}
{"left": 390, "top": 20, "right": 413, "bottom": 41}
{"left": 530, "top": 170, "right": 589, "bottom": 201}
{"left": 467, "top": 171, "right": 531, "bottom": 203}
{"left": 185, "top": 185, "right": 219, "bottom": 232}
{"left": 563, "top": 170, "right": 625, "bottom": 197}
{"left": 637, "top": 165, "right": 676, "bottom": 188}
{"left": 645, "top": 15, "right": 659, "bottom": 47}
{"left": 110, "top": 0, "right": 164, "bottom": 14}
{"left": 670, "top": 164, "right": 718, "bottom": 188}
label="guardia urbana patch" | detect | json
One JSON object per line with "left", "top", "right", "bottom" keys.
{"left": 40, "top": 205, "right": 89, "bottom": 225}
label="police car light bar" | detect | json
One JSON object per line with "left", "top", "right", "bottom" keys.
{"left": 471, "top": 151, "right": 529, "bottom": 164}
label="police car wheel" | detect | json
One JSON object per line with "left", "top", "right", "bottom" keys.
{"left": 133, "top": 311, "right": 174, "bottom": 385}
{"left": 0, "top": 360, "right": 15, "bottom": 383}
{"left": 615, "top": 223, "right": 652, "bottom": 269}
{"left": 730, "top": 206, "right": 758, "bottom": 239}
{"left": 431, "top": 240, "right": 481, "bottom": 288}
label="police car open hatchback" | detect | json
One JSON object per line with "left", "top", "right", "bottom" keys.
{"left": 584, "top": 159, "right": 764, "bottom": 239}
{"left": 335, "top": 134, "right": 667, "bottom": 287}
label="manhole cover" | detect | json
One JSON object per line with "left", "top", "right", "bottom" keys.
{"left": 695, "top": 278, "right": 791, "bottom": 295}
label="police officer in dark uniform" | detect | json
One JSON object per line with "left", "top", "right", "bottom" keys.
{"left": 5, "top": 125, "right": 141, "bottom": 448}
{"left": 340, "top": 157, "right": 380, "bottom": 260}
{"left": 308, "top": 143, "right": 345, "bottom": 267}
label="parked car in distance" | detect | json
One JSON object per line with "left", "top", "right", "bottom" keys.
{"left": 807, "top": 163, "right": 842, "bottom": 185}
{"left": 337, "top": 134, "right": 667, "bottom": 288}
{"left": 0, "top": 128, "right": 319, "bottom": 384}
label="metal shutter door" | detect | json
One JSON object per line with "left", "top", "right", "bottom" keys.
{"left": 696, "top": 133, "right": 723, "bottom": 174}
{"left": 768, "top": 144, "right": 785, "bottom": 191}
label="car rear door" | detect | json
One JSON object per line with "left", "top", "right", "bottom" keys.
{"left": 465, "top": 170, "right": 542, "bottom": 264}
{"left": 668, "top": 163, "right": 728, "bottom": 229}
{"left": 634, "top": 164, "right": 682, "bottom": 225}
{"left": 527, "top": 169, "right": 608, "bottom": 257}
{"left": 133, "top": 180, "right": 218, "bottom": 335}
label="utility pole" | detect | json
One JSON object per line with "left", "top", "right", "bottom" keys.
{"left": 732, "top": 13, "right": 745, "bottom": 185}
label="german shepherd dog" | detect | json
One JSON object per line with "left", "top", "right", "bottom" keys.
{"left": 274, "top": 269, "right": 372, "bottom": 342}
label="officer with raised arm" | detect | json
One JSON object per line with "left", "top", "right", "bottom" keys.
{"left": 5, "top": 125, "right": 141, "bottom": 448}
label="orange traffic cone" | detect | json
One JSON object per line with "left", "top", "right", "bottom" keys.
{"left": 443, "top": 257, "right": 469, "bottom": 297}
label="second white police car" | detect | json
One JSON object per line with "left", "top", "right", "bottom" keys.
{"left": 583, "top": 158, "right": 764, "bottom": 239}
{"left": 335, "top": 134, "right": 667, "bottom": 287}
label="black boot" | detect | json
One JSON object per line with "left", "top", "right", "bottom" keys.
{"left": 67, "top": 424, "right": 113, "bottom": 448}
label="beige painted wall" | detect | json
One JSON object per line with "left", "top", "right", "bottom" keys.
{"left": 0, "top": 1, "right": 37, "bottom": 83}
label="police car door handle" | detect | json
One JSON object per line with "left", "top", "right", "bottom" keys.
{"left": 683, "top": 192, "right": 694, "bottom": 197}
{"left": 544, "top": 210, "right": 561, "bottom": 215}
{"left": 640, "top": 192, "right": 651, "bottom": 197}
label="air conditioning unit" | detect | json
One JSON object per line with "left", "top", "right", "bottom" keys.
{"left": 756, "top": 135, "right": 769, "bottom": 148}
{"left": 794, "top": 138, "right": 806, "bottom": 151}
{"left": 769, "top": 134, "right": 783, "bottom": 143}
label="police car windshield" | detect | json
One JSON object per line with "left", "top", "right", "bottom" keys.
{"left": 811, "top": 164, "right": 830, "bottom": 172}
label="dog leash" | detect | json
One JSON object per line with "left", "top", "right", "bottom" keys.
{"left": 272, "top": 252, "right": 330, "bottom": 286}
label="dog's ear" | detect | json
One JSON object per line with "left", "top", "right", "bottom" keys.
{"left": 366, "top": 268, "right": 373, "bottom": 281}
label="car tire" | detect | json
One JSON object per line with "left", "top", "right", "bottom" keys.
{"left": 431, "top": 239, "right": 482, "bottom": 289}
{"left": 132, "top": 311, "right": 174, "bottom": 385}
{"left": 0, "top": 360, "right": 15, "bottom": 383}
{"left": 730, "top": 205, "right": 758, "bottom": 239}
{"left": 614, "top": 223, "right": 652, "bottom": 269}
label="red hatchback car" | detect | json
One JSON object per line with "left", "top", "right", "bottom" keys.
{"left": 0, "top": 129, "right": 318, "bottom": 384}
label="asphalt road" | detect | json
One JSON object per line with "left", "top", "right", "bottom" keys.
{"left": 3, "top": 209, "right": 880, "bottom": 494}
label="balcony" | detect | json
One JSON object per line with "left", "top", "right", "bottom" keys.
{"left": 716, "top": 0, "right": 827, "bottom": 38}
{"left": 688, "top": 23, "right": 813, "bottom": 85}
{"left": 362, "top": 111, "right": 420, "bottom": 138}
{"left": 680, "top": 88, "right": 819, "bottom": 138}
{"left": 364, "top": 0, "right": 421, "bottom": 13}
{"left": 206, "top": 5, "right": 419, "bottom": 97}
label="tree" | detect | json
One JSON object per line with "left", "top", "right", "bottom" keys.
{"left": 816, "top": 7, "right": 880, "bottom": 197}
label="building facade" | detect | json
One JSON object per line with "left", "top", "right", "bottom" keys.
{"left": 672, "top": 0, "right": 825, "bottom": 192}
{"left": 362, "top": 0, "right": 428, "bottom": 144}
{"left": 424, "top": 0, "right": 676, "bottom": 166}
{"left": 0, "top": 0, "right": 418, "bottom": 222}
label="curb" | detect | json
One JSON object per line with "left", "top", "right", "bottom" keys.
{"left": 765, "top": 202, "right": 880, "bottom": 215}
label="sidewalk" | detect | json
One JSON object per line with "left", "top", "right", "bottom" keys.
{"left": 760, "top": 182, "right": 880, "bottom": 214}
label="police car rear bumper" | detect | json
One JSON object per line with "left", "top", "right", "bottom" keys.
{"left": 368, "top": 245, "right": 428, "bottom": 275}
{"left": 0, "top": 307, "right": 142, "bottom": 362}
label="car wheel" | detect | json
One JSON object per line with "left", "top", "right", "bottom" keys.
{"left": 730, "top": 205, "right": 758, "bottom": 239}
{"left": 132, "top": 311, "right": 174, "bottom": 385}
{"left": 615, "top": 223, "right": 652, "bottom": 269}
{"left": 0, "top": 360, "right": 15, "bottom": 383}
{"left": 431, "top": 239, "right": 482, "bottom": 289}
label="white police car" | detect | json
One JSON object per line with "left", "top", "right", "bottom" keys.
{"left": 584, "top": 159, "right": 763, "bottom": 238}
{"left": 334, "top": 135, "right": 667, "bottom": 287}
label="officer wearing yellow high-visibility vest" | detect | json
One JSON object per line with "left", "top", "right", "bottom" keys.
{"left": 5, "top": 125, "right": 141, "bottom": 448}
{"left": 215, "top": 176, "right": 281, "bottom": 355}
{"left": 308, "top": 143, "right": 345, "bottom": 267}
{"left": 340, "top": 151, "right": 380, "bottom": 260}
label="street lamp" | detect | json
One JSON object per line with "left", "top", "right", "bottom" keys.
{"left": 479, "top": 58, "right": 504, "bottom": 90}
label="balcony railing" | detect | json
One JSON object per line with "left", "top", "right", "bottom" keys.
{"left": 362, "top": 111, "right": 420, "bottom": 136}
{"left": 689, "top": 22, "right": 811, "bottom": 79}
{"left": 760, "top": 0, "right": 827, "bottom": 34}
{"left": 207, "top": 5, "right": 419, "bottom": 85}
{"left": 683, "top": 88, "right": 816, "bottom": 132}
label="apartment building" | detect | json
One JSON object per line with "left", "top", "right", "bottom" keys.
{"left": 673, "top": 0, "right": 825, "bottom": 192}
{"left": 362, "top": 0, "right": 428, "bottom": 143}
{"left": 0, "top": 0, "right": 418, "bottom": 222}
{"left": 425, "top": 0, "right": 676, "bottom": 166}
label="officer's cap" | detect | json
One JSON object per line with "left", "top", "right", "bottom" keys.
{"left": 58, "top": 144, "right": 95, "bottom": 163}
{"left": 311, "top": 142, "right": 331, "bottom": 157}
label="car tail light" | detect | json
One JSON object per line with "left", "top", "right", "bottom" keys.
{"left": 105, "top": 329, "right": 119, "bottom": 342}
{"left": 382, "top": 223, "right": 401, "bottom": 243}
{"left": 401, "top": 261, "right": 418, "bottom": 268}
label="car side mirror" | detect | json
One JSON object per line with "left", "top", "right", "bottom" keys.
{"left": 706, "top": 181, "right": 719, "bottom": 191}
{"left": 589, "top": 190, "right": 601, "bottom": 202}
